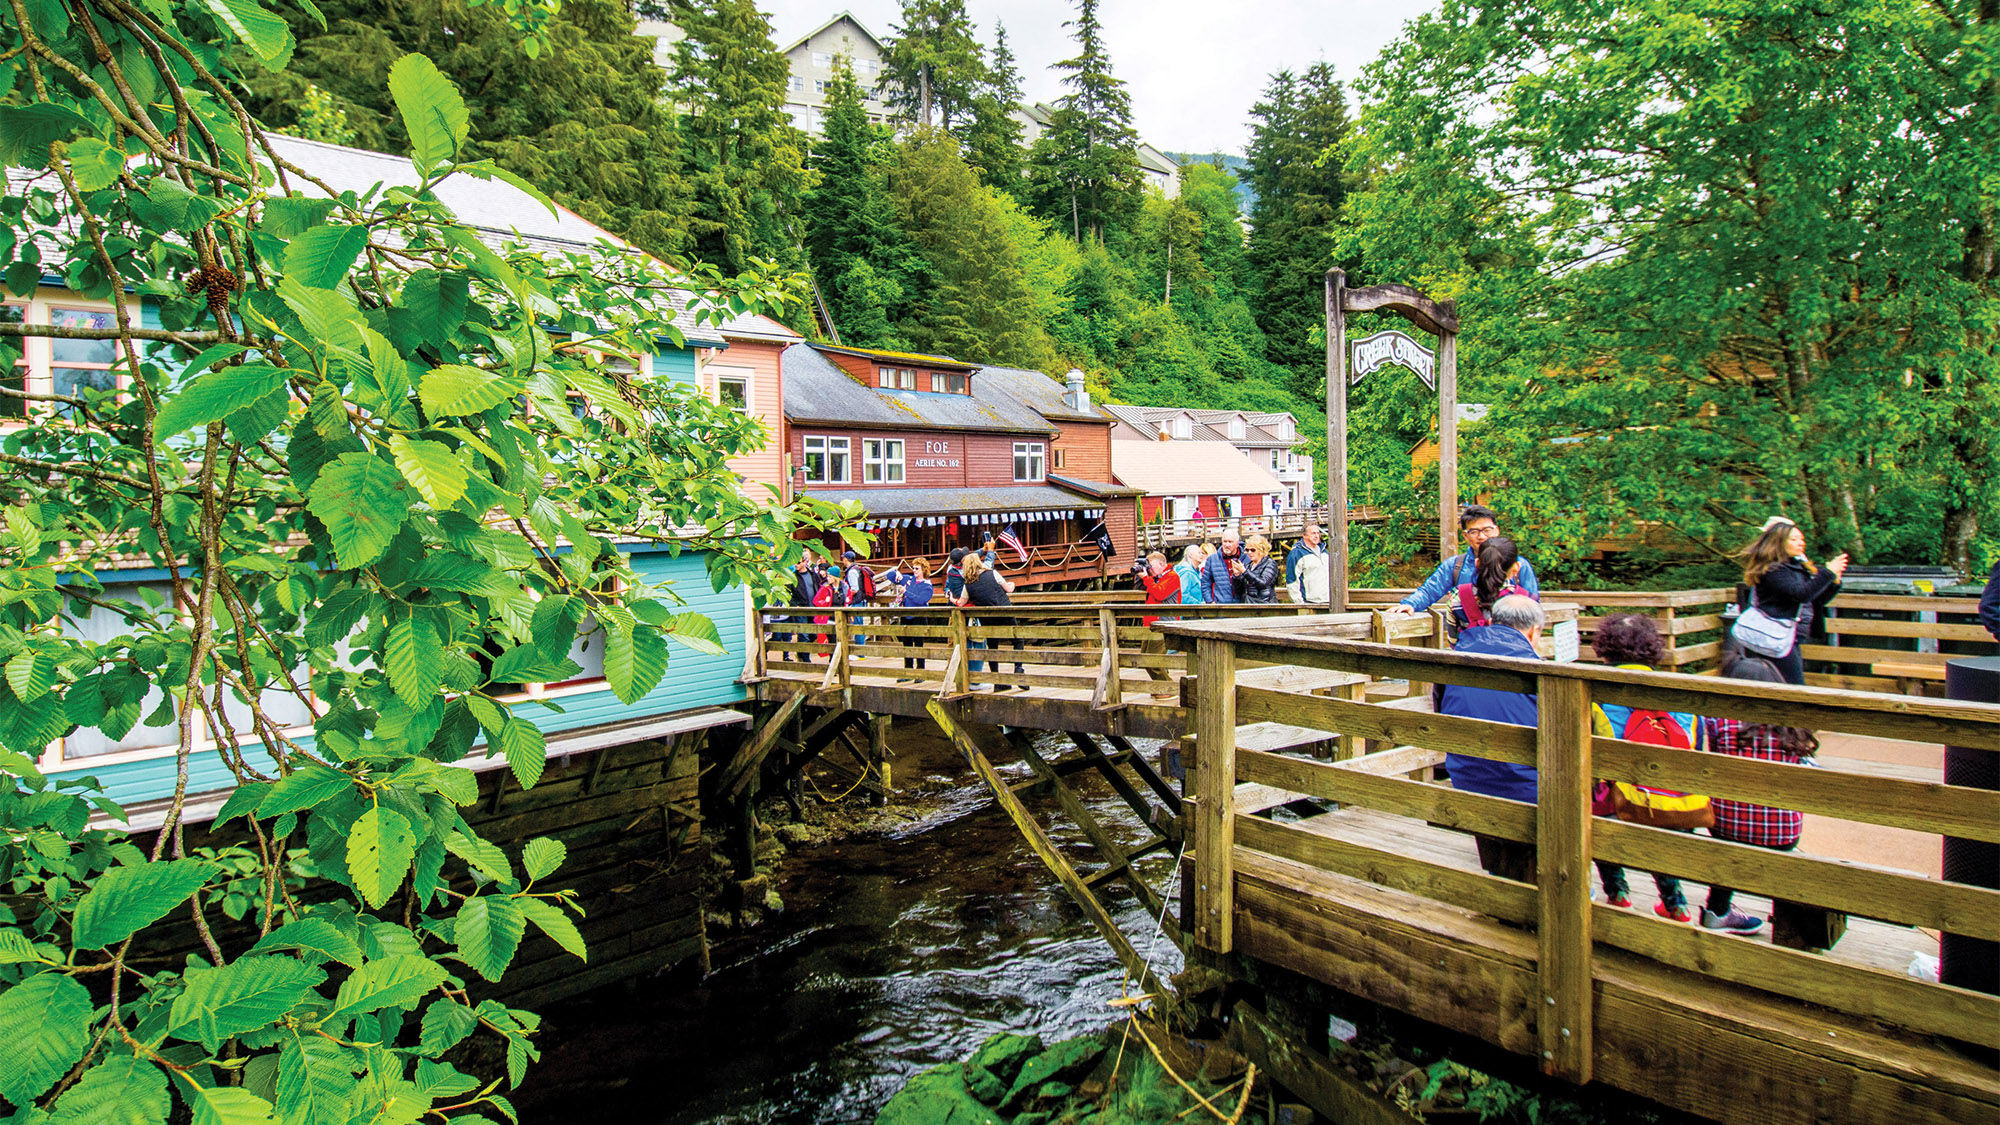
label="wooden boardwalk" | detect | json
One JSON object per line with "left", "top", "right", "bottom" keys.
{"left": 738, "top": 598, "right": 2000, "bottom": 1124}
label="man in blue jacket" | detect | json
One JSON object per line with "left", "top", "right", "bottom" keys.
{"left": 1390, "top": 505, "right": 1540, "bottom": 623}
{"left": 1202, "top": 531, "right": 1245, "bottom": 603}
{"left": 1438, "top": 594, "right": 1546, "bottom": 883}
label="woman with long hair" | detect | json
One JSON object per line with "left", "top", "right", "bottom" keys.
{"left": 953, "top": 551, "right": 1024, "bottom": 689}
{"left": 1453, "top": 536, "right": 1533, "bottom": 626}
{"left": 1737, "top": 517, "right": 1848, "bottom": 685}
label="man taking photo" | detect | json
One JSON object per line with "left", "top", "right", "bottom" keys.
{"left": 1390, "top": 505, "right": 1540, "bottom": 624}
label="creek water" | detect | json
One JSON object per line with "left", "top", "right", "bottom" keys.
{"left": 516, "top": 724, "right": 1184, "bottom": 1124}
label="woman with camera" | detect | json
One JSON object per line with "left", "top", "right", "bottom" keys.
{"left": 1734, "top": 517, "right": 1848, "bottom": 685}
{"left": 1240, "top": 535, "right": 1281, "bottom": 604}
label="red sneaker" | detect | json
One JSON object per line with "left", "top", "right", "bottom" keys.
{"left": 1654, "top": 902, "right": 1694, "bottom": 924}
{"left": 1606, "top": 894, "right": 1633, "bottom": 910}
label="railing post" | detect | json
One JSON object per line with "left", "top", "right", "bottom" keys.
{"left": 834, "top": 610, "right": 854, "bottom": 690}
{"left": 1536, "top": 673, "right": 1594, "bottom": 1083}
{"left": 1193, "top": 637, "right": 1237, "bottom": 952}
{"left": 950, "top": 608, "right": 971, "bottom": 695}
{"left": 1659, "top": 603, "right": 1678, "bottom": 669}
{"left": 1092, "top": 606, "right": 1122, "bottom": 710}
{"left": 752, "top": 608, "right": 769, "bottom": 679}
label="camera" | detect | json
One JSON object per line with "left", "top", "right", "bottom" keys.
{"left": 1129, "top": 559, "right": 1149, "bottom": 576}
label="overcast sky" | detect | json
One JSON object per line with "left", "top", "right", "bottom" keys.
{"left": 759, "top": 1, "right": 1439, "bottom": 157}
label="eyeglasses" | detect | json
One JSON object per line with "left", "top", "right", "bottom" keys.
{"left": 1463, "top": 525, "right": 1500, "bottom": 539}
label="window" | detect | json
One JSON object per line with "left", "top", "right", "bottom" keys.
{"left": 1169, "top": 416, "right": 1192, "bottom": 439}
{"left": 803, "top": 435, "right": 850, "bottom": 484}
{"left": 1013, "top": 441, "right": 1045, "bottom": 481}
{"left": 812, "top": 51, "right": 832, "bottom": 67}
{"left": 815, "top": 79, "right": 830, "bottom": 95}
{"left": 1271, "top": 450, "right": 1281, "bottom": 470}
{"left": 788, "top": 75, "right": 805, "bottom": 93}
{"left": 1052, "top": 448, "right": 1067, "bottom": 470}
{"left": 863, "top": 438, "right": 904, "bottom": 484}
{"left": 2, "top": 296, "right": 131, "bottom": 422}
{"left": 1227, "top": 416, "right": 1247, "bottom": 440}
{"left": 878, "top": 366, "right": 916, "bottom": 390}
{"left": 1278, "top": 419, "right": 1294, "bottom": 440}
{"left": 708, "top": 365, "right": 752, "bottom": 414}
{"left": 934, "top": 372, "right": 968, "bottom": 394}
{"left": 857, "top": 58, "right": 878, "bottom": 74}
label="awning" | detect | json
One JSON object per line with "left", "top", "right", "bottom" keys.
{"left": 804, "top": 485, "right": 1106, "bottom": 529}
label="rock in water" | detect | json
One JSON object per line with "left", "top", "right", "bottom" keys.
{"left": 874, "top": 1062, "right": 1005, "bottom": 1125}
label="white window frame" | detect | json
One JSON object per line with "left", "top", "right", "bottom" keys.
{"left": 2, "top": 290, "right": 136, "bottom": 426}
{"left": 708, "top": 364, "right": 753, "bottom": 415}
{"left": 1227, "top": 416, "right": 1247, "bottom": 440}
{"left": 803, "top": 435, "right": 850, "bottom": 484}
{"left": 788, "top": 75, "right": 805, "bottom": 93}
{"left": 1271, "top": 450, "right": 1281, "bottom": 470}
{"left": 1169, "top": 415, "right": 1192, "bottom": 439}
{"left": 862, "top": 437, "right": 905, "bottom": 484}
{"left": 878, "top": 366, "right": 916, "bottom": 390}
{"left": 1013, "top": 441, "right": 1045, "bottom": 482}
{"left": 812, "top": 51, "right": 832, "bottom": 67}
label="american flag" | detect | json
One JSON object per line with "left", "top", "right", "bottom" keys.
{"left": 996, "top": 523, "right": 1028, "bottom": 564}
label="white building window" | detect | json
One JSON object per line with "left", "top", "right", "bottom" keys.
{"left": 863, "top": 438, "right": 904, "bottom": 484}
{"left": 1013, "top": 441, "right": 1045, "bottom": 481}
{"left": 2, "top": 294, "right": 132, "bottom": 423}
{"left": 1169, "top": 415, "right": 1192, "bottom": 440}
{"left": 857, "top": 58, "right": 878, "bottom": 74}
{"left": 934, "top": 372, "right": 967, "bottom": 394}
{"left": 878, "top": 366, "right": 916, "bottom": 390}
{"left": 1227, "top": 416, "right": 1247, "bottom": 440}
{"left": 709, "top": 365, "right": 752, "bottom": 414}
{"left": 788, "top": 75, "right": 805, "bottom": 93}
{"left": 812, "top": 51, "right": 832, "bottom": 67}
{"left": 1271, "top": 450, "right": 1281, "bottom": 470}
{"left": 815, "top": 79, "right": 830, "bottom": 94}
{"left": 803, "top": 435, "right": 849, "bottom": 484}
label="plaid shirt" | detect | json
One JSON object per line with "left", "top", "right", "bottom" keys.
{"left": 1704, "top": 718, "right": 1806, "bottom": 848}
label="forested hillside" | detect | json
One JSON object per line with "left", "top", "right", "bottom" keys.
{"left": 242, "top": 0, "right": 1999, "bottom": 579}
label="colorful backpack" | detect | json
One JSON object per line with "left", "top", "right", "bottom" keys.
{"left": 1593, "top": 709, "right": 1715, "bottom": 830}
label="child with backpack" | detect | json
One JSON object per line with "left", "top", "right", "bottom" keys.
{"left": 1698, "top": 652, "right": 1822, "bottom": 938}
{"left": 1590, "top": 613, "right": 1710, "bottom": 924}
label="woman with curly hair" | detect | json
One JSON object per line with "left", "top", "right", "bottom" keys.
{"left": 1590, "top": 613, "right": 1701, "bottom": 923}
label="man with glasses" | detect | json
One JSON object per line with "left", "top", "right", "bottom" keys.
{"left": 1389, "top": 505, "right": 1541, "bottom": 624}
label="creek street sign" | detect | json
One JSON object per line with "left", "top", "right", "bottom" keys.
{"left": 1350, "top": 329, "right": 1437, "bottom": 389}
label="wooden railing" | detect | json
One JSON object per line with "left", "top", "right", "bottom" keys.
{"left": 855, "top": 540, "right": 1112, "bottom": 590}
{"left": 1136, "top": 506, "right": 1388, "bottom": 553}
{"left": 1158, "top": 612, "right": 2000, "bottom": 1120}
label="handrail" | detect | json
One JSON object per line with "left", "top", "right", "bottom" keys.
{"left": 1159, "top": 615, "right": 2000, "bottom": 1089}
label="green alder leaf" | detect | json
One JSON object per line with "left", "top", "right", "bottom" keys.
{"left": 414, "top": 1058, "right": 479, "bottom": 1099}
{"left": 188, "top": 1083, "right": 278, "bottom": 1125}
{"left": 282, "top": 225, "right": 368, "bottom": 290}
{"left": 0, "top": 972, "right": 93, "bottom": 1103}
{"left": 198, "top": 0, "right": 293, "bottom": 68}
{"left": 211, "top": 781, "right": 273, "bottom": 829}
{"left": 263, "top": 195, "right": 338, "bottom": 239}
{"left": 258, "top": 763, "right": 352, "bottom": 818}
{"left": 603, "top": 623, "right": 669, "bottom": 705}
{"left": 306, "top": 586, "right": 371, "bottom": 647}
{"left": 385, "top": 616, "right": 444, "bottom": 708}
{"left": 418, "top": 999, "right": 477, "bottom": 1056}
{"left": 170, "top": 955, "right": 327, "bottom": 1051}
{"left": 6, "top": 650, "right": 51, "bottom": 701}
{"left": 444, "top": 831, "right": 512, "bottom": 884}
{"left": 66, "top": 136, "right": 126, "bottom": 191}
{"left": 389, "top": 436, "right": 469, "bottom": 509}
{"left": 245, "top": 917, "right": 364, "bottom": 968}
{"left": 307, "top": 452, "right": 411, "bottom": 569}
{"left": 71, "top": 859, "right": 213, "bottom": 949}
{"left": 0, "top": 104, "right": 93, "bottom": 167}
{"left": 329, "top": 953, "right": 448, "bottom": 1020}
{"left": 155, "top": 363, "right": 289, "bottom": 439}
{"left": 389, "top": 53, "right": 469, "bottom": 172}
{"left": 346, "top": 805, "right": 418, "bottom": 909}
{"left": 453, "top": 895, "right": 525, "bottom": 981}
{"left": 666, "top": 611, "right": 727, "bottom": 656}
{"left": 496, "top": 717, "right": 545, "bottom": 789}
{"left": 520, "top": 837, "right": 565, "bottom": 882}
{"left": 407, "top": 552, "right": 509, "bottom": 596}
{"left": 48, "top": 1054, "right": 169, "bottom": 1125}
{"left": 276, "top": 1035, "right": 355, "bottom": 1125}
{"left": 519, "top": 899, "right": 586, "bottom": 961}
{"left": 0, "top": 928, "right": 49, "bottom": 964}
{"left": 420, "top": 363, "right": 521, "bottom": 417}
{"left": 485, "top": 643, "right": 574, "bottom": 686}
{"left": 399, "top": 270, "right": 469, "bottom": 349}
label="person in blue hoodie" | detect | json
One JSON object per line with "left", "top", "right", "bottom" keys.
{"left": 1438, "top": 592, "right": 1546, "bottom": 882}
{"left": 1390, "top": 505, "right": 1541, "bottom": 624}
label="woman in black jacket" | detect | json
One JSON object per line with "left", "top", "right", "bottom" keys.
{"left": 1739, "top": 517, "right": 1849, "bottom": 685}
{"left": 1240, "top": 534, "right": 1281, "bottom": 604}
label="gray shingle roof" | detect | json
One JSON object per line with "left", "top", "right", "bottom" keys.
{"left": 1097, "top": 403, "right": 1301, "bottom": 448}
{"left": 781, "top": 344, "right": 1054, "bottom": 434}
{"left": 972, "top": 365, "right": 1106, "bottom": 423}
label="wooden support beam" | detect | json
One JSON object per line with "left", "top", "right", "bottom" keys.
{"left": 1231, "top": 1002, "right": 1418, "bottom": 1125}
{"left": 927, "top": 698, "right": 1164, "bottom": 998}
{"left": 1537, "top": 675, "right": 1595, "bottom": 1083}
{"left": 1066, "top": 731, "right": 1173, "bottom": 840}
{"left": 1008, "top": 729, "right": 1182, "bottom": 949}
{"left": 1192, "top": 638, "right": 1238, "bottom": 952}
{"left": 717, "top": 692, "right": 809, "bottom": 802}
{"left": 1107, "top": 733, "right": 1183, "bottom": 811}
{"left": 1091, "top": 606, "right": 1124, "bottom": 711}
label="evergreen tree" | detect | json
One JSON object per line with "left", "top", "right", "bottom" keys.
{"left": 1026, "top": 0, "right": 1143, "bottom": 245}
{"left": 887, "top": 128, "right": 1053, "bottom": 368}
{"left": 242, "top": 0, "right": 696, "bottom": 260}
{"left": 802, "top": 56, "right": 924, "bottom": 347}
{"left": 668, "top": 0, "right": 814, "bottom": 271}
{"left": 964, "top": 22, "right": 1026, "bottom": 196}
{"left": 884, "top": 0, "right": 989, "bottom": 130}
{"left": 1244, "top": 63, "right": 1353, "bottom": 386}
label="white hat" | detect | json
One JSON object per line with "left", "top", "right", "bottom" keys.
{"left": 1759, "top": 515, "right": 1796, "bottom": 533}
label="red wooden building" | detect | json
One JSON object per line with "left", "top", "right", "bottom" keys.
{"left": 781, "top": 344, "right": 1139, "bottom": 586}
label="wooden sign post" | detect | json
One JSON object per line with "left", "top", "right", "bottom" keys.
{"left": 1324, "top": 268, "right": 1460, "bottom": 612}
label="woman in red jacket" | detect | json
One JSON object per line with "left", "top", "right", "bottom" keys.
{"left": 1139, "top": 550, "right": 1181, "bottom": 626}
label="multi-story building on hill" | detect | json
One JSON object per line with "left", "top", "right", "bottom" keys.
{"left": 776, "top": 11, "right": 894, "bottom": 132}
{"left": 1102, "top": 405, "right": 1316, "bottom": 510}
